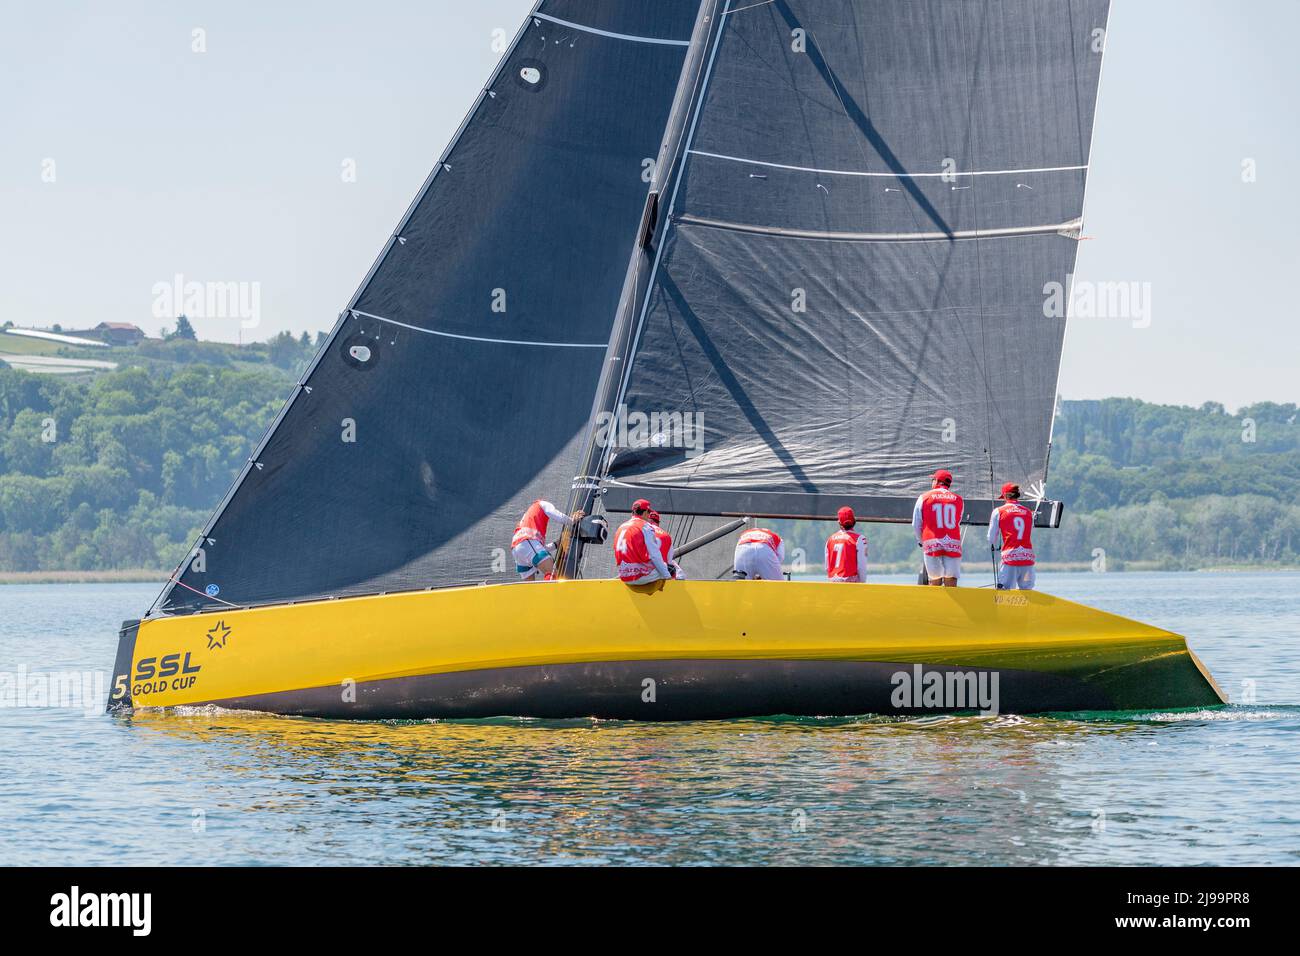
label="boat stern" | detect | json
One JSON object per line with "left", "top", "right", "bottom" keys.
{"left": 106, "top": 618, "right": 140, "bottom": 713}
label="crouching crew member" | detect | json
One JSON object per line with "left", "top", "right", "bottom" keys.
{"left": 648, "top": 510, "right": 685, "bottom": 580}
{"left": 614, "top": 499, "right": 673, "bottom": 585}
{"left": 734, "top": 526, "right": 785, "bottom": 580}
{"left": 511, "top": 499, "right": 576, "bottom": 581}
{"left": 826, "top": 506, "right": 868, "bottom": 582}
{"left": 989, "top": 482, "right": 1037, "bottom": 590}
{"left": 914, "top": 469, "right": 964, "bottom": 587}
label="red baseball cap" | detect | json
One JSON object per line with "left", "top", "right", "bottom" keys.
{"left": 837, "top": 506, "right": 855, "bottom": 526}
{"left": 1000, "top": 482, "right": 1020, "bottom": 499}
{"left": 632, "top": 498, "right": 652, "bottom": 512}
{"left": 932, "top": 469, "right": 953, "bottom": 485}
{"left": 648, "top": 510, "right": 661, "bottom": 524}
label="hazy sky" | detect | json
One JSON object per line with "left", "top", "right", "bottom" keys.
{"left": 2, "top": 1, "right": 1296, "bottom": 409}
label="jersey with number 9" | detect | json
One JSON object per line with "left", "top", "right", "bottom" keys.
{"left": 994, "top": 502, "right": 1036, "bottom": 566}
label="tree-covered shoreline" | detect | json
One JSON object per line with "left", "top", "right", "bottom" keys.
{"left": 0, "top": 342, "right": 1296, "bottom": 574}
{"left": 0, "top": 354, "right": 292, "bottom": 574}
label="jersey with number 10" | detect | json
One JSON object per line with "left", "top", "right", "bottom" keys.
{"left": 918, "top": 488, "right": 964, "bottom": 557}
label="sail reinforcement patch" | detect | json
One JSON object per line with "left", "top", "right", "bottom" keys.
{"left": 515, "top": 59, "right": 547, "bottom": 91}
{"left": 341, "top": 332, "right": 380, "bottom": 370}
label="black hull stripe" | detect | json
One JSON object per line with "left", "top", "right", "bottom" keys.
{"left": 202, "top": 659, "right": 1114, "bottom": 721}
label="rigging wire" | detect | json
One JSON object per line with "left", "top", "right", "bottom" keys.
{"left": 955, "top": 0, "right": 1000, "bottom": 590}
{"left": 165, "top": 575, "right": 242, "bottom": 609}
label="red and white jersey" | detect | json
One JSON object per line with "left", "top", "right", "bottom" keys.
{"left": 989, "top": 501, "right": 1036, "bottom": 566}
{"left": 511, "top": 499, "right": 568, "bottom": 548}
{"left": 650, "top": 522, "right": 681, "bottom": 574}
{"left": 614, "top": 517, "right": 652, "bottom": 581}
{"left": 614, "top": 517, "right": 671, "bottom": 582}
{"left": 914, "top": 488, "right": 964, "bottom": 557}
{"left": 825, "top": 529, "right": 868, "bottom": 581}
{"left": 737, "top": 528, "right": 782, "bottom": 554}
{"left": 650, "top": 523, "right": 675, "bottom": 568}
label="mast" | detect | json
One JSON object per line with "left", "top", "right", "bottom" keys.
{"left": 561, "top": 0, "right": 727, "bottom": 578}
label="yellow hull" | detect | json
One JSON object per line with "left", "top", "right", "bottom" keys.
{"left": 108, "top": 580, "right": 1226, "bottom": 719}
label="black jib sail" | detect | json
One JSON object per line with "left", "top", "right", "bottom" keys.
{"left": 597, "top": 0, "right": 1109, "bottom": 529}
{"left": 154, "top": 1, "right": 704, "bottom": 614}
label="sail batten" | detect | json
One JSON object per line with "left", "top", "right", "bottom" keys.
{"left": 348, "top": 309, "right": 609, "bottom": 349}
{"left": 675, "top": 214, "right": 1085, "bottom": 243}
{"left": 531, "top": 12, "right": 692, "bottom": 47}
{"left": 687, "top": 149, "right": 1090, "bottom": 179}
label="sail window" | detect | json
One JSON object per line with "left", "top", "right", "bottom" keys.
{"left": 340, "top": 332, "right": 380, "bottom": 370}
{"left": 516, "top": 60, "right": 547, "bottom": 91}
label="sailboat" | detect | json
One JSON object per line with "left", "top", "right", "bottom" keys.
{"left": 108, "top": 0, "right": 1225, "bottom": 719}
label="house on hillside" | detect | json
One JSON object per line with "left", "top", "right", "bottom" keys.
{"left": 92, "top": 322, "right": 145, "bottom": 345}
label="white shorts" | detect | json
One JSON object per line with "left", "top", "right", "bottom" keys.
{"left": 621, "top": 567, "right": 667, "bottom": 586}
{"left": 923, "top": 554, "right": 962, "bottom": 580}
{"left": 511, "top": 538, "right": 551, "bottom": 580}
{"left": 997, "top": 564, "right": 1036, "bottom": 590}
{"left": 734, "top": 542, "right": 783, "bottom": 580}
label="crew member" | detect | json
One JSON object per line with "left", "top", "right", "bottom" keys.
{"left": 511, "top": 499, "right": 577, "bottom": 581}
{"left": 648, "top": 510, "right": 684, "bottom": 579}
{"left": 733, "top": 526, "right": 785, "bottom": 580}
{"left": 613, "top": 499, "right": 673, "bottom": 585}
{"left": 989, "top": 482, "right": 1037, "bottom": 590}
{"left": 913, "top": 469, "right": 964, "bottom": 586}
{"left": 826, "top": 506, "right": 869, "bottom": 582}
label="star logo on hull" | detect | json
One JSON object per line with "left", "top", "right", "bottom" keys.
{"left": 206, "top": 620, "right": 231, "bottom": 650}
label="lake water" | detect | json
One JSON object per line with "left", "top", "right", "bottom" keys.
{"left": 1, "top": 573, "right": 1297, "bottom": 866}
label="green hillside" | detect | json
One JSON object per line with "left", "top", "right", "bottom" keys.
{"left": 0, "top": 332, "right": 319, "bottom": 574}
{"left": 0, "top": 337, "right": 1296, "bottom": 574}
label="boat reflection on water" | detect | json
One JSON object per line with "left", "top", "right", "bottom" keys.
{"left": 116, "top": 707, "right": 1163, "bottom": 866}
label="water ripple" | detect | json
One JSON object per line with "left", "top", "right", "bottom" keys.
{"left": 2, "top": 575, "right": 1298, "bottom": 865}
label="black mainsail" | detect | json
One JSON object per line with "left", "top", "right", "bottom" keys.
{"left": 155, "top": 2, "right": 704, "bottom": 614}
{"left": 591, "top": 0, "right": 1108, "bottom": 532}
